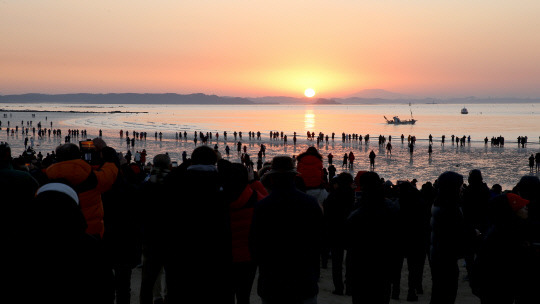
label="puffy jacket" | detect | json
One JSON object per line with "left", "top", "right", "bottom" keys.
{"left": 230, "top": 181, "right": 266, "bottom": 263}
{"left": 46, "top": 159, "right": 118, "bottom": 237}
{"left": 297, "top": 155, "right": 323, "bottom": 188}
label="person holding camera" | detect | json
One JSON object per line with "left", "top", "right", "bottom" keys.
{"left": 45, "top": 138, "right": 118, "bottom": 238}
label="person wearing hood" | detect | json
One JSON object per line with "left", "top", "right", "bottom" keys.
{"left": 45, "top": 139, "right": 118, "bottom": 238}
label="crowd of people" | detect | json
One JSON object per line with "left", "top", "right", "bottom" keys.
{"left": 2, "top": 136, "right": 540, "bottom": 304}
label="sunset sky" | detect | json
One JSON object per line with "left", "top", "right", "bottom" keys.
{"left": 2, "top": 0, "right": 540, "bottom": 98}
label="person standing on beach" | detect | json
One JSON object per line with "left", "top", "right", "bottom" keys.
{"left": 345, "top": 171, "right": 399, "bottom": 304}
{"left": 386, "top": 142, "right": 392, "bottom": 155}
{"left": 328, "top": 164, "right": 337, "bottom": 181}
{"left": 342, "top": 153, "right": 348, "bottom": 169}
{"left": 529, "top": 154, "right": 535, "bottom": 172}
{"left": 369, "top": 150, "right": 376, "bottom": 170}
{"left": 219, "top": 161, "right": 267, "bottom": 304}
{"left": 328, "top": 153, "right": 333, "bottom": 165}
{"left": 45, "top": 139, "right": 118, "bottom": 238}
{"left": 250, "top": 156, "right": 323, "bottom": 304}
{"left": 348, "top": 152, "right": 355, "bottom": 170}
{"left": 430, "top": 171, "right": 468, "bottom": 304}
{"left": 470, "top": 192, "right": 532, "bottom": 304}
{"left": 323, "top": 172, "right": 355, "bottom": 296}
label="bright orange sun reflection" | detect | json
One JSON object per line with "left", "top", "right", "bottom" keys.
{"left": 304, "top": 88, "right": 315, "bottom": 98}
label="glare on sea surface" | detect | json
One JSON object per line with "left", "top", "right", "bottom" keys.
{"left": 304, "top": 88, "right": 316, "bottom": 98}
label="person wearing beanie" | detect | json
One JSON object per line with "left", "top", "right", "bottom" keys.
{"left": 470, "top": 191, "right": 531, "bottom": 303}
{"left": 31, "top": 183, "right": 111, "bottom": 304}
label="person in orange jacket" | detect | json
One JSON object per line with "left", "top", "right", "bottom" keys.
{"left": 46, "top": 138, "right": 118, "bottom": 238}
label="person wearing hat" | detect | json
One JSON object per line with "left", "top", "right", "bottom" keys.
{"left": 31, "top": 183, "right": 111, "bottom": 304}
{"left": 250, "top": 156, "right": 323, "bottom": 304}
{"left": 470, "top": 192, "right": 532, "bottom": 303}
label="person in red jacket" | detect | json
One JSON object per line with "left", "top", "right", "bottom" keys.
{"left": 296, "top": 147, "right": 324, "bottom": 189}
{"left": 46, "top": 138, "right": 118, "bottom": 238}
{"left": 348, "top": 151, "right": 355, "bottom": 169}
{"left": 219, "top": 161, "right": 267, "bottom": 304}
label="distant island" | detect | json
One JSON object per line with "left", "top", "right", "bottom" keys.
{"left": 1, "top": 91, "right": 540, "bottom": 105}
{"left": 312, "top": 98, "right": 340, "bottom": 105}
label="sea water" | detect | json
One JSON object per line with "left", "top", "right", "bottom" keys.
{"left": 1, "top": 103, "right": 539, "bottom": 190}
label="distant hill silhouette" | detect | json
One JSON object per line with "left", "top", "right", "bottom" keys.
{"left": 345, "top": 89, "right": 415, "bottom": 99}
{"left": 1, "top": 93, "right": 539, "bottom": 105}
{"left": 0, "top": 93, "right": 254, "bottom": 104}
{"left": 312, "top": 98, "right": 340, "bottom": 104}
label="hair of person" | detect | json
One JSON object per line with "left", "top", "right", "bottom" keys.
{"left": 436, "top": 171, "right": 464, "bottom": 200}
{"left": 468, "top": 169, "right": 483, "bottom": 184}
{"left": 55, "top": 143, "right": 81, "bottom": 161}
{"left": 358, "top": 171, "right": 382, "bottom": 192}
{"left": 0, "top": 143, "right": 11, "bottom": 165}
{"left": 191, "top": 145, "right": 218, "bottom": 165}
{"left": 516, "top": 175, "right": 540, "bottom": 201}
{"left": 153, "top": 153, "right": 171, "bottom": 170}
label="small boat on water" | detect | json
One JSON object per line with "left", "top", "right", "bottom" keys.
{"left": 461, "top": 107, "right": 468, "bottom": 114}
{"left": 384, "top": 115, "right": 417, "bottom": 125}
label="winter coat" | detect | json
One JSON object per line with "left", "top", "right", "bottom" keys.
{"left": 297, "top": 154, "right": 324, "bottom": 188}
{"left": 470, "top": 194, "right": 532, "bottom": 302}
{"left": 102, "top": 168, "right": 142, "bottom": 268}
{"left": 230, "top": 182, "right": 266, "bottom": 263}
{"left": 164, "top": 164, "right": 232, "bottom": 303}
{"left": 250, "top": 184, "right": 323, "bottom": 301}
{"left": 430, "top": 202, "right": 468, "bottom": 263}
{"left": 345, "top": 198, "right": 399, "bottom": 284}
{"left": 323, "top": 188, "right": 354, "bottom": 248}
{"left": 46, "top": 159, "right": 118, "bottom": 236}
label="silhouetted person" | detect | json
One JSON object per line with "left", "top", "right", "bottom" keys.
{"left": 391, "top": 182, "right": 428, "bottom": 301}
{"left": 470, "top": 193, "right": 531, "bottom": 303}
{"left": 369, "top": 150, "right": 376, "bottom": 170}
{"left": 430, "top": 171, "right": 468, "bottom": 304}
{"left": 250, "top": 156, "right": 323, "bottom": 304}
{"left": 345, "top": 171, "right": 399, "bottom": 304}
{"left": 323, "top": 173, "right": 355, "bottom": 296}
{"left": 461, "top": 169, "right": 491, "bottom": 278}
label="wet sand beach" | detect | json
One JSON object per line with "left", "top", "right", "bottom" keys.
{"left": 127, "top": 259, "right": 480, "bottom": 304}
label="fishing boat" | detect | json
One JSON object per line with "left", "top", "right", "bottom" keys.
{"left": 384, "top": 115, "right": 417, "bottom": 125}
{"left": 461, "top": 107, "right": 468, "bottom": 114}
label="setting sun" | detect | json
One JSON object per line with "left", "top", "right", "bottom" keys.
{"left": 304, "top": 88, "right": 316, "bottom": 98}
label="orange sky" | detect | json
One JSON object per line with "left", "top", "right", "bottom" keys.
{"left": 1, "top": 1, "right": 540, "bottom": 98}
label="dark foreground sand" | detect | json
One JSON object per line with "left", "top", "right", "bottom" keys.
{"left": 128, "top": 258, "right": 480, "bottom": 304}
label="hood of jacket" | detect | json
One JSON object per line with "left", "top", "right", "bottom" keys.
{"left": 46, "top": 159, "right": 92, "bottom": 186}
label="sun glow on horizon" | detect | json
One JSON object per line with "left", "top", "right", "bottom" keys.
{"left": 304, "top": 88, "right": 316, "bottom": 98}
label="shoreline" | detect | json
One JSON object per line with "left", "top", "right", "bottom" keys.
{"left": 0, "top": 109, "right": 148, "bottom": 114}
